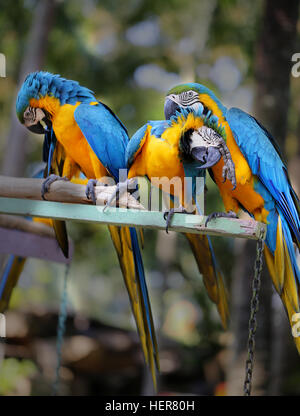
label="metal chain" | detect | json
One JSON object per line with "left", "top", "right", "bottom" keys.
{"left": 243, "top": 228, "right": 265, "bottom": 396}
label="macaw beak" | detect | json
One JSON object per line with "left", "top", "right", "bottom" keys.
{"left": 164, "top": 96, "right": 180, "bottom": 119}
{"left": 24, "top": 107, "right": 49, "bottom": 134}
{"left": 189, "top": 127, "right": 223, "bottom": 169}
{"left": 191, "top": 146, "right": 222, "bottom": 168}
{"left": 27, "top": 121, "right": 46, "bottom": 134}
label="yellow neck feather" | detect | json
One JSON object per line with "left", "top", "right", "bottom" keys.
{"left": 29, "top": 95, "right": 61, "bottom": 118}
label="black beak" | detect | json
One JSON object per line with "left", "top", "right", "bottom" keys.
{"left": 27, "top": 121, "right": 45, "bottom": 134}
{"left": 164, "top": 98, "right": 180, "bottom": 120}
{"left": 191, "top": 146, "right": 222, "bottom": 169}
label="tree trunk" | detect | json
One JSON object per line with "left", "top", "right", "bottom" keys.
{"left": 254, "top": 0, "right": 299, "bottom": 156}
{"left": 2, "top": 0, "right": 56, "bottom": 177}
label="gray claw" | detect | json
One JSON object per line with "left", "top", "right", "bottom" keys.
{"left": 163, "top": 206, "right": 189, "bottom": 233}
{"left": 205, "top": 210, "right": 238, "bottom": 227}
{"left": 42, "top": 174, "right": 68, "bottom": 200}
{"left": 85, "top": 179, "right": 98, "bottom": 205}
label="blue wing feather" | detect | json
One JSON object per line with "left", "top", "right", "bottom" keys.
{"left": 226, "top": 107, "right": 300, "bottom": 245}
{"left": 126, "top": 124, "right": 148, "bottom": 168}
{"left": 74, "top": 103, "right": 129, "bottom": 181}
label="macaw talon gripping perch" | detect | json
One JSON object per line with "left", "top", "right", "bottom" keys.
{"left": 205, "top": 210, "right": 238, "bottom": 227}
{"left": 163, "top": 206, "right": 190, "bottom": 234}
{"left": 85, "top": 179, "right": 106, "bottom": 205}
{"left": 41, "top": 174, "right": 69, "bottom": 200}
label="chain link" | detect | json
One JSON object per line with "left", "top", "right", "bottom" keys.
{"left": 243, "top": 228, "right": 265, "bottom": 396}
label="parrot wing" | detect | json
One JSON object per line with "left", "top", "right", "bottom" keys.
{"left": 74, "top": 102, "right": 128, "bottom": 181}
{"left": 226, "top": 107, "right": 300, "bottom": 247}
{"left": 126, "top": 124, "right": 148, "bottom": 168}
{"left": 226, "top": 107, "right": 300, "bottom": 351}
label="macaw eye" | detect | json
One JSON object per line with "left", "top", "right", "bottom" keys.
{"left": 189, "top": 91, "right": 193, "bottom": 97}
{"left": 24, "top": 106, "right": 36, "bottom": 121}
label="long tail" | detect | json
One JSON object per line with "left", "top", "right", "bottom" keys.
{"left": 264, "top": 214, "right": 300, "bottom": 352}
{"left": 108, "top": 225, "right": 159, "bottom": 388}
{"left": 184, "top": 233, "right": 229, "bottom": 329}
{"left": 0, "top": 255, "right": 26, "bottom": 313}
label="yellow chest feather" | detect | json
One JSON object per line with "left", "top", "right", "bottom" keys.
{"left": 52, "top": 103, "right": 106, "bottom": 178}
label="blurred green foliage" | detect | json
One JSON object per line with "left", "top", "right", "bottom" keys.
{"left": 0, "top": 358, "right": 37, "bottom": 395}
{"left": 0, "top": 0, "right": 300, "bottom": 395}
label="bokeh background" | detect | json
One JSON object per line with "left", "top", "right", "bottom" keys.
{"left": 0, "top": 0, "right": 300, "bottom": 396}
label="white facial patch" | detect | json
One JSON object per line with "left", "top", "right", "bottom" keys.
{"left": 23, "top": 106, "right": 45, "bottom": 127}
{"left": 190, "top": 126, "right": 222, "bottom": 149}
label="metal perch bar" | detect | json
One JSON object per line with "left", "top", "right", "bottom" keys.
{"left": 0, "top": 176, "right": 267, "bottom": 241}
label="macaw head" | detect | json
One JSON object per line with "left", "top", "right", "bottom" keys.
{"left": 16, "top": 72, "right": 51, "bottom": 134}
{"left": 164, "top": 83, "right": 226, "bottom": 120}
{"left": 16, "top": 71, "right": 95, "bottom": 134}
{"left": 165, "top": 83, "right": 232, "bottom": 172}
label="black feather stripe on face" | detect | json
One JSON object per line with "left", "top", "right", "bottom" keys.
{"left": 180, "top": 98, "right": 201, "bottom": 106}
{"left": 179, "top": 128, "right": 195, "bottom": 161}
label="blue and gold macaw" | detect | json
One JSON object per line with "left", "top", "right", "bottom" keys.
{"left": 163, "top": 82, "right": 300, "bottom": 351}
{"left": 126, "top": 109, "right": 230, "bottom": 328}
{"left": 16, "top": 72, "right": 158, "bottom": 387}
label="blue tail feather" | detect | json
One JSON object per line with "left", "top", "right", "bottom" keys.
{"left": 129, "top": 227, "right": 157, "bottom": 360}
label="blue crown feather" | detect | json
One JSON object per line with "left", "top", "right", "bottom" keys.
{"left": 16, "top": 71, "right": 96, "bottom": 121}
{"left": 170, "top": 107, "right": 226, "bottom": 141}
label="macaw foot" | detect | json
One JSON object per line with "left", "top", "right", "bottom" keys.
{"left": 85, "top": 179, "right": 99, "bottom": 205}
{"left": 163, "top": 206, "right": 189, "bottom": 234}
{"left": 205, "top": 210, "right": 238, "bottom": 227}
{"left": 103, "top": 179, "right": 133, "bottom": 212}
{"left": 220, "top": 147, "right": 237, "bottom": 190}
{"left": 41, "top": 174, "right": 69, "bottom": 200}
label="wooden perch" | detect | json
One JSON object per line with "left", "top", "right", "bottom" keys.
{"left": 0, "top": 175, "right": 267, "bottom": 241}
{"left": 0, "top": 175, "right": 144, "bottom": 210}
{"left": 0, "top": 214, "right": 55, "bottom": 238}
